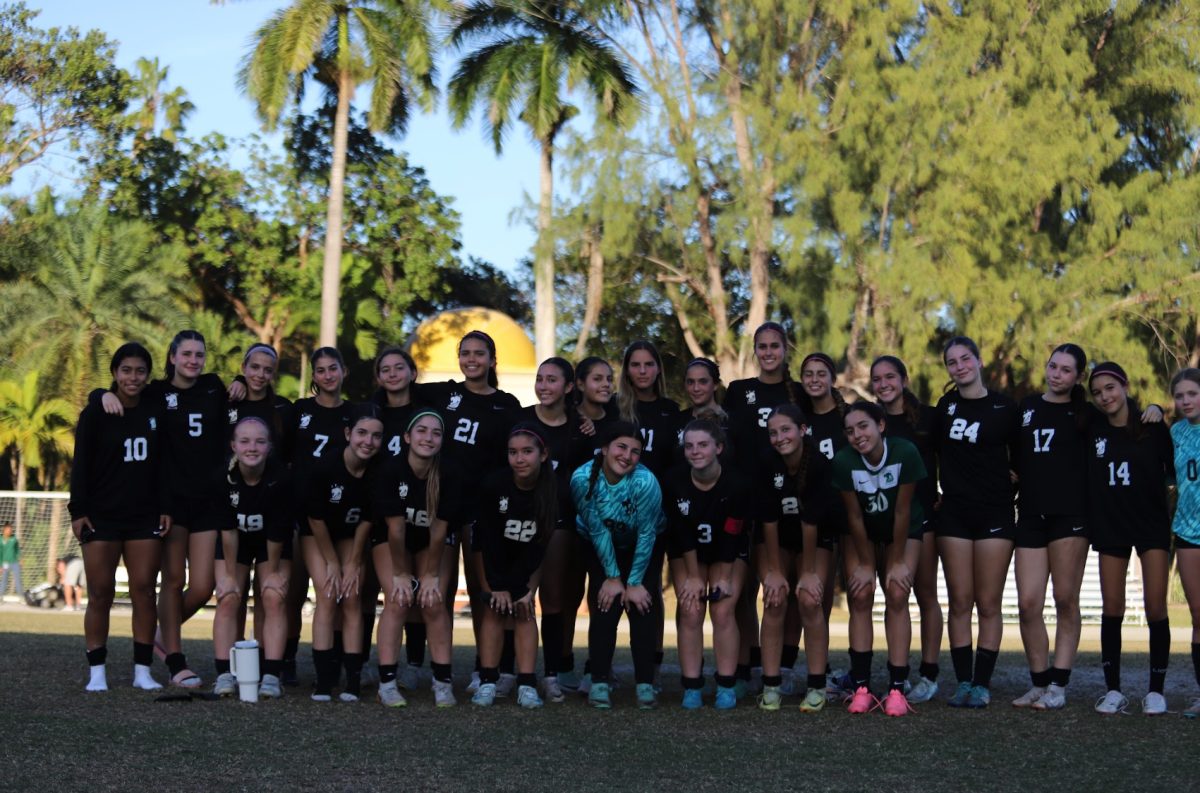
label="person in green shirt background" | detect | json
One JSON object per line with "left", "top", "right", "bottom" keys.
{"left": 0, "top": 521, "right": 21, "bottom": 600}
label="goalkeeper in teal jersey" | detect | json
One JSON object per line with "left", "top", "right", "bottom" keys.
{"left": 1171, "top": 368, "right": 1200, "bottom": 717}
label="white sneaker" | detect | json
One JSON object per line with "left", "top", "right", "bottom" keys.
{"left": 213, "top": 672, "right": 238, "bottom": 697}
{"left": 338, "top": 691, "right": 359, "bottom": 703}
{"left": 517, "top": 684, "right": 544, "bottom": 709}
{"left": 1012, "top": 685, "right": 1046, "bottom": 708}
{"left": 1142, "top": 691, "right": 1167, "bottom": 715}
{"left": 432, "top": 679, "right": 457, "bottom": 708}
{"left": 471, "top": 682, "right": 497, "bottom": 706}
{"left": 906, "top": 676, "right": 938, "bottom": 704}
{"left": 542, "top": 675, "right": 565, "bottom": 703}
{"left": 378, "top": 679, "right": 407, "bottom": 708}
{"left": 311, "top": 692, "right": 332, "bottom": 702}
{"left": 259, "top": 674, "right": 283, "bottom": 699}
{"left": 1032, "top": 684, "right": 1066, "bottom": 711}
{"left": 397, "top": 663, "right": 421, "bottom": 690}
{"left": 466, "top": 670, "right": 481, "bottom": 693}
{"left": 1094, "top": 690, "right": 1128, "bottom": 715}
{"left": 495, "top": 672, "right": 517, "bottom": 697}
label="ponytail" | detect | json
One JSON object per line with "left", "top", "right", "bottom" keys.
{"left": 459, "top": 330, "right": 499, "bottom": 389}
{"left": 165, "top": 330, "right": 205, "bottom": 381}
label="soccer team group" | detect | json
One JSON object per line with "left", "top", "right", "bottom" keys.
{"left": 67, "top": 323, "right": 1200, "bottom": 716}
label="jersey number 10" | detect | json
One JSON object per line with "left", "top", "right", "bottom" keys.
{"left": 123, "top": 437, "right": 148, "bottom": 462}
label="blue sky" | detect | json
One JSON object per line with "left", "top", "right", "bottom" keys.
{"left": 30, "top": 0, "right": 539, "bottom": 275}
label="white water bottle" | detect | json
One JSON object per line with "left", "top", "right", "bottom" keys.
{"left": 229, "top": 639, "right": 260, "bottom": 703}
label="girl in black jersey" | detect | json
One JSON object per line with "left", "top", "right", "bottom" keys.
{"left": 758, "top": 404, "right": 835, "bottom": 713}
{"left": 665, "top": 419, "right": 749, "bottom": 711}
{"left": 1088, "top": 362, "right": 1174, "bottom": 716}
{"left": 677, "top": 359, "right": 732, "bottom": 461}
{"left": 210, "top": 418, "right": 293, "bottom": 699}
{"left": 304, "top": 404, "right": 383, "bottom": 702}
{"left": 372, "top": 410, "right": 462, "bottom": 708}
{"left": 870, "top": 355, "right": 943, "bottom": 704}
{"left": 935, "top": 336, "right": 1019, "bottom": 709}
{"left": 470, "top": 424, "right": 560, "bottom": 709}
{"left": 227, "top": 343, "right": 294, "bottom": 453}
{"left": 798, "top": 352, "right": 849, "bottom": 462}
{"left": 70, "top": 343, "right": 170, "bottom": 692}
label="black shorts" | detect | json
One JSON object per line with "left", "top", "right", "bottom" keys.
{"left": 217, "top": 532, "right": 294, "bottom": 566}
{"left": 1096, "top": 542, "right": 1170, "bottom": 559}
{"left": 298, "top": 519, "right": 361, "bottom": 542}
{"left": 81, "top": 515, "right": 164, "bottom": 543}
{"left": 170, "top": 494, "right": 215, "bottom": 532}
{"left": 936, "top": 500, "right": 1015, "bottom": 542}
{"left": 1015, "top": 513, "right": 1087, "bottom": 548}
{"left": 867, "top": 522, "right": 925, "bottom": 545}
{"left": 1176, "top": 536, "right": 1200, "bottom": 551}
{"left": 680, "top": 532, "right": 752, "bottom": 567}
{"left": 370, "top": 520, "right": 454, "bottom": 553}
{"left": 761, "top": 524, "right": 836, "bottom": 553}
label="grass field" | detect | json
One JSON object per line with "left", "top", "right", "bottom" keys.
{"left": 5, "top": 606, "right": 1200, "bottom": 792}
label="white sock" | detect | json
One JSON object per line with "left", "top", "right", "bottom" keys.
{"left": 86, "top": 665, "right": 108, "bottom": 692}
{"left": 133, "top": 663, "right": 162, "bottom": 690}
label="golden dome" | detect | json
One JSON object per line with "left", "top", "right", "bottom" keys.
{"left": 408, "top": 307, "right": 537, "bottom": 374}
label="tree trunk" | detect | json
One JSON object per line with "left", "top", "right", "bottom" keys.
{"left": 576, "top": 224, "right": 605, "bottom": 358}
{"left": 13, "top": 460, "right": 25, "bottom": 540}
{"left": 319, "top": 59, "right": 354, "bottom": 348}
{"left": 535, "top": 138, "right": 557, "bottom": 362}
{"left": 46, "top": 497, "right": 63, "bottom": 582}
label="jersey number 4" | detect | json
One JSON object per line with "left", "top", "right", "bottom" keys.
{"left": 948, "top": 418, "right": 981, "bottom": 444}
{"left": 1107, "top": 461, "right": 1131, "bottom": 487}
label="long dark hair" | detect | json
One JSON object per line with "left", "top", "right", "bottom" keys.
{"left": 798, "top": 351, "right": 847, "bottom": 417}
{"left": 754, "top": 322, "right": 800, "bottom": 405}
{"left": 111, "top": 342, "right": 153, "bottom": 376}
{"left": 1090, "top": 361, "right": 1144, "bottom": 440}
{"left": 309, "top": 347, "right": 345, "bottom": 396}
{"left": 1050, "top": 343, "right": 1088, "bottom": 431}
{"left": 870, "top": 355, "right": 924, "bottom": 431}
{"left": 458, "top": 330, "right": 499, "bottom": 389}
{"left": 768, "top": 403, "right": 813, "bottom": 495}
{"left": 574, "top": 356, "right": 612, "bottom": 413}
{"left": 165, "top": 330, "right": 205, "bottom": 381}
{"left": 509, "top": 422, "right": 558, "bottom": 543}
{"left": 585, "top": 419, "right": 641, "bottom": 500}
{"left": 618, "top": 340, "right": 666, "bottom": 423}
{"left": 942, "top": 335, "right": 983, "bottom": 394}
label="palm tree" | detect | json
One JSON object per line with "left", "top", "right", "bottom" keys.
{"left": 238, "top": 0, "right": 439, "bottom": 348}
{"left": 0, "top": 371, "right": 75, "bottom": 540}
{"left": 128, "top": 57, "right": 195, "bottom": 151}
{"left": 448, "top": 0, "right": 638, "bottom": 362}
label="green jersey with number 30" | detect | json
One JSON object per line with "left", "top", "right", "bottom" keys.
{"left": 831, "top": 437, "right": 927, "bottom": 543}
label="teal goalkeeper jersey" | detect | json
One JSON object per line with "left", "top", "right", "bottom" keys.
{"left": 1172, "top": 420, "right": 1200, "bottom": 543}
{"left": 571, "top": 461, "right": 665, "bottom": 587}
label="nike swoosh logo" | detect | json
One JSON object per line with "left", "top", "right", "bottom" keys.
{"left": 1072, "top": 526, "right": 1083, "bottom": 532}
{"left": 493, "top": 405, "right": 507, "bottom": 411}
{"left": 990, "top": 527, "right": 1003, "bottom": 533}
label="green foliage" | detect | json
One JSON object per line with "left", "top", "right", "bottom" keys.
{"left": 0, "top": 370, "right": 74, "bottom": 490}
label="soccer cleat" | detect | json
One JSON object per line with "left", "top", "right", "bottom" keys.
{"left": 799, "top": 688, "right": 827, "bottom": 713}
{"left": 517, "top": 685, "right": 544, "bottom": 709}
{"left": 258, "top": 674, "right": 283, "bottom": 700}
{"left": 1142, "top": 692, "right": 1167, "bottom": 716}
{"left": 397, "top": 663, "right": 421, "bottom": 691}
{"left": 637, "top": 683, "right": 658, "bottom": 710}
{"left": 758, "top": 685, "right": 782, "bottom": 711}
{"left": 1031, "top": 684, "right": 1066, "bottom": 711}
{"left": 213, "top": 672, "right": 238, "bottom": 697}
{"left": 966, "top": 685, "right": 991, "bottom": 709}
{"left": 779, "top": 667, "right": 799, "bottom": 696}
{"left": 882, "top": 689, "right": 912, "bottom": 717}
{"left": 495, "top": 673, "right": 517, "bottom": 698}
{"left": 906, "top": 676, "right": 938, "bottom": 704}
{"left": 846, "top": 686, "right": 876, "bottom": 714}
{"left": 542, "top": 676, "right": 566, "bottom": 704}
{"left": 1012, "top": 686, "right": 1046, "bottom": 708}
{"left": 826, "top": 669, "right": 853, "bottom": 700}
{"left": 311, "top": 692, "right": 332, "bottom": 702}
{"left": 948, "top": 681, "right": 974, "bottom": 707}
{"left": 588, "top": 682, "right": 611, "bottom": 709}
{"left": 471, "top": 682, "right": 497, "bottom": 706}
{"left": 432, "top": 679, "right": 457, "bottom": 708}
{"left": 733, "top": 679, "right": 750, "bottom": 701}
{"left": 465, "top": 670, "right": 481, "bottom": 693}
{"left": 1183, "top": 697, "right": 1200, "bottom": 719}
{"left": 714, "top": 686, "right": 737, "bottom": 710}
{"left": 557, "top": 669, "right": 581, "bottom": 691}
{"left": 682, "top": 688, "right": 703, "bottom": 710}
{"left": 338, "top": 691, "right": 359, "bottom": 703}
{"left": 1094, "top": 690, "right": 1128, "bottom": 715}
{"left": 377, "top": 680, "right": 407, "bottom": 708}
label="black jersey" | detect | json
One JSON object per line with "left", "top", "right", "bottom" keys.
{"left": 305, "top": 454, "right": 376, "bottom": 540}
{"left": 373, "top": 452, "right": 466, "bottom": 528}
{"left": 69, "top": 401, "right": 169, "bottom": 524}
{"left": 370, "top": 388, "right": 426, "bottom": 460}
{"left": 935, "top": 389, "right": 1019, "bottom": 511}
{"left": 662, "top": 464, "right": 751, "bottom": 563}
{"left": 632, "top": 396, "right": 682, "bottom": 478}
{"left": 142, "top": 373, "right": 228, "bottom": 496}
{"left": 883, "top": 403, "right": 939, "bottom": 518}
{"left": 1086, "top": 419, "right": 1174, "bottom": 549}
{"left": 213, "top": 461, "right": 294, "bottom": 544}
{"left": 227, "top": 392, "right": 295, "bottom": 460}
{"left": 806, "top": 407, "right": 848, "bottom": 461}
{"left": 419, "top": 381, "right": 521, "bottom": 474}
{"left": 471, "top": 469, "right": 551, "bottom": 599}
{"left": 516, "top": 405, "right": 580, "bottom": 527}
{"left": 566, "top": 406, "right": 616, "bottom": 472}
{"left": 1017, "top": 396, "right": 1088, "bottom": 517}
{"left": 756, "top": 449, "right": 835, "bottom": 547}
{"left": 290, "top": 398, "right": 352, "bottom": 490}
{"left": 723, "top": 378, "right": 794, "bottom": 470}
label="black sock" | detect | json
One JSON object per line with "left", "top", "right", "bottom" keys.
{"left": 1192, "top": 643, "right": 1200, "bottom": 689}
{"left": 133, "top": 642, "right": 155, "bottom": 668}
{"left": 405, "top": 621, "right": 427, "bottom": 666}
{"left": 653, "top": 650, "right": 665, "bottom": 667}
{"left": 736, "top": 663, "right": 751, "bottom": 682}
{"left": 262, "top": 659, "right": 283, "bottom": 678}
{"left": 1101, "top": 614, "right": 1123, "bottom": 691}
{"left": 748, "top": 646, "right": 762, "bottom": 668}
{"left": 283, "top": 635, "right": 299, "bottom": 662}
{"left": 431, "top": 662, "right": 452, "bottom": 684}
{"left": 332, "top": 631, "right": 344, "bottom": 663}
{"left": 342, "top": 652, "right": 364, "bottom": 696}
{"left": 517, "top": 672, "right": 537, "bottom": 688}
{"left": 86, "top": 646, "right": 107, "bottom": 667}
{"left": 312, "top": 648, "right": 337, "bottom": 695}
{"left": 888, "top": 663, "right": 909, "bottom": 692}
{"left": 1049, "top": 666, "right": 1071, "bottom": 688}
{"left": 919, "top": 661, "right": 939, "bottom": 682}
{"left": 499, "top": 631, "right": 516, "bottom": 675}
{"left": 480, "top": 666, "right": 500, "bottom": 684}
{"left": 164, "top": 652, "right": 186, "bottom": 676}
{"left": 379, "top": 663, "right": 398, "bottom": 685}
{"left": 561, "top": 652, "right": 576, "bottom": 673}
{"left": 541, "top": 614, "right": 564, "bottom": 676}
{"left": 682, "top": 675, "right": 704, "bottom": 690}
{"left": 1148, "top": 618, "right": 1170, "bottom": 694}
{"left": 763, "top": 674, "right": 782, "bottom": 688}
{"left": 781, "top": 645, "right": 800, "bottom": 670}
{"left": 849, "top": 649, "right": 873, "bottom": 689}
{"left": 950, "top": 645, "right": 973, "bottom": 683}
{"left": 1030, "top": 668, "right": 1051, "bottom": 688}
{"left": 215, "top": 658, "right": 231, "bottom": 676}
{"left": 807, "top": 673, "right": 826, "bottom": 691}
{"left": 715, "top": 674, "right": 736, "bottom": 689}
{"left": 973, "top": 648, "right": 999, "bottom": 688}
